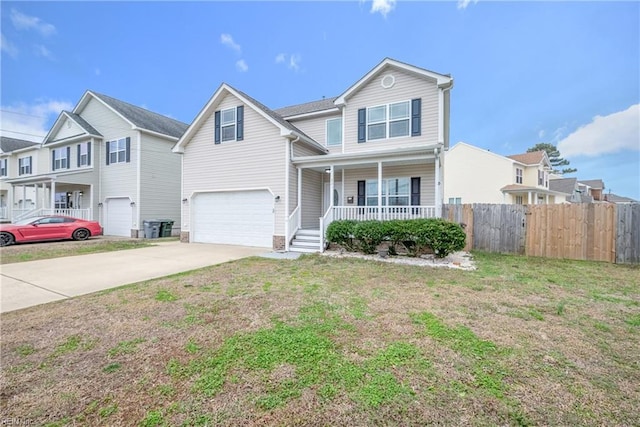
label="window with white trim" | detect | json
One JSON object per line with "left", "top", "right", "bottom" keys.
{"left": 221, "top": 108, "right": 236, "bottom": 142}
{"left": 448, "top": 197, "right": 462, "bottom": 205}
{"left": 538, "top": 170, "right": 544, "bottom": 186}
{"left": 79, "top": 142, "right": 90, "bottom": 166}
{"left": 365, "top": 178, "right": 410, "bottom": 206}
{"left": 326, "top": 118, "right": 342, "bottom": 146}
{"left": 367, "top": 101, "right": 410, "bottom": 141}
{"left": 109, "top": 138, "right": 127, "bottom": 164}
{"left": 18, "top": 156, "right": 31, "bottom": 175}
{"left": 53, "top": 148, "right": 68, "bottom": 170}
{"left": 0, "top": 158, "right": 7, "bottom": 177}
{"left": 516, "top": 168, "right": 523, "bottom": 184}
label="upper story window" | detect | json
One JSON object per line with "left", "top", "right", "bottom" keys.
{"left": 214, "top": 106, "right": 244, "bottom": 144}
{"left": 52, "top": 147, "right": 70, "bottom": 171}
{"left": 326, "top": 118, "right": 342, "bottom": 146}
{"left": 107, "top": 137, "right": 130, "bottom": 165}
{"left": 78, "top": 142, "right": 91, "bottom": 167}
{"left": 18, "top": 156, "right": 32, "bottom": 175}
{"left": 516, "top": 168, "right": 523, "bottom": 184}
{"left": 0, "top": 158, "right": 7, "bottom": 177}
{"left": 358, "top": 98, "right": 421, "bottom": 143}
{"left": 538, "top": 170, "right": 548, "bottom": 187}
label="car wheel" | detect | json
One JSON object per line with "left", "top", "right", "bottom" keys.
{"left": 72, "top": 228, "right": 90, "bottom": 241}
{"left": 0, "top": 232, "right": 15, "bottom": 247}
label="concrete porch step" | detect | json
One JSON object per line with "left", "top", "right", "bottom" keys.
{"left": 289, "top": 245, "right": 319, "bottom": 253}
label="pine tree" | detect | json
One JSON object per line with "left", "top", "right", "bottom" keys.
{"left": 527, "top": 143, "right": 577, "bottom": 175}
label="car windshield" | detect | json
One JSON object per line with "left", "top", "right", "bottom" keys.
{"left": 12, "top": 217, "right": 47, "bottom": 225}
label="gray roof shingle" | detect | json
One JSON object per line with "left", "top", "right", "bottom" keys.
{"left": 91, "top": 91, "right": 188, "bottom": 139}
{"left": 274, "top": 97, "right": 338, "bottom": 118}
{"left": 1, "top": 136, "right": 40, "bottom": 153}
{"left": 64, "top": 111, "right": 102, "bottom": 137}
{"left": 578, "top": 179, "right": 605, "bottom": 190}
{"left": 549, "top": 177, "right": 577, "bottom": 194}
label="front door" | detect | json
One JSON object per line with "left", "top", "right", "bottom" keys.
{"left": 323, "top": 182, "right": 341, "bottom": 213}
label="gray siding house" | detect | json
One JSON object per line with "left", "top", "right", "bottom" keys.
{"left": 173, "top": 58, "right": 454, "bottom": 251}
{"left": 4, "top": 91, "right": 188, "bottom": 237}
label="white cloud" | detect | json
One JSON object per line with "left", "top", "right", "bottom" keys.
{"left": 236, "top": 59, "right": 248, "bottom": 72}
{"left": 370, "top": 0, "right": 396, "bottom": 18}
{"left": 10, "top": 9, "right": 56, "bottom": 37}
{"left": 34, "top": 44, "right": 54, "bottom": 60}
{"left": 275, "top": 53, "right": 286, "bottom": 64}
{"left": 1, "top": 33, "right": 18, "bottom": 58}
{"left": 95, "top": 68, "right": 101, "bottom": 76}
{"left": 289, "top": 54, "right": 301, "bottom": 71}
{"left": 537, "top": 129, "right": 545, "bottom": 140}
{"left": 457, "top": 0, "right": 478, "bottom": 10}
{"left": 220, "top": 33, "right": 241, "bottom": 54}
{"left": 557, "top": 104, "right": 640, "bottom": 157}
{"left": 0, "top": 99, "right": 73, "bottom": 142}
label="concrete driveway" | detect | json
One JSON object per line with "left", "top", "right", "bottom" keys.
{"left": 0, "top": 241, "right": 266, "bottom": 313}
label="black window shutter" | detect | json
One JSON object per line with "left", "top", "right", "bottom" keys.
{"left": 411, "top": 98, "right": 422, "bottom": 137}
{"left": 106, "top": 141, "right": 110, "bottom": 165}
{"left": 214, "top": 111, "right": 221, "bottom": 144}
{"left": 357, "top": 180, "right": 366, "bottom": 206}
{"left": 28, "top": 156, "right": 32, "bottom": 173}
{"left": 357, "top": 108, "right": 366, "bottom": 143}
{"left": 77, "top": 144, "right": 81, "bottom": 167}
{"left": 411, "top": 177, "right": 421, "bottom": 206}
{"left": 52, "top": 150, "right": 56, "bottom": 170}
{"left": 236, "top": 106, "right": 244, "bottom": 141}
{"left": 87, "top": 142, "right": 91, "bottom": 166}
{"left": 125, "top": 137, "right": 131, "bottom": 163}
{"left": 66, "top": 146, "right": 71, "bottom": 169}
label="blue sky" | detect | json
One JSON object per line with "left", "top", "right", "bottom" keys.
{"left": 1, "top": 1, "right": 639, "bottom": 199}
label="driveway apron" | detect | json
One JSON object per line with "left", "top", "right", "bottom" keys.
{"left": 0, "top": 241, "right": 265, "bottom": 313}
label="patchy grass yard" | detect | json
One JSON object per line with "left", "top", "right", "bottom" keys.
{"left": 1, "top": 253, "right": 638, "bottom": 426}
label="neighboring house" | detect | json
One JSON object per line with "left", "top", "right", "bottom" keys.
{"left": 549, "top": 177, "right": 584, "bottom": 203}
{"left": 3, "top": 91, "right": 188, "bottom": 237}
{"left": 444, "top": 142, "right": 567, "bottom": 205}
{"left": 0, "top": 137, "right": 41, "bottom": 222}
{"left": 173, "top": 58, "right": 454, "bottom": 252}
{"left": 604, "top": 193, "right": 638, "bottom": 204}
{"left": 578, "top": 179, "right": 605, "bottom": 202}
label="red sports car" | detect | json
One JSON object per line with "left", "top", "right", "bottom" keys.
{"left": 0, "top": 216, "right": 103, "bottom": 247}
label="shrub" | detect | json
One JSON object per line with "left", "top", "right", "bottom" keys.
{"left": 353, "top": 221, "right": 387, "bottom": 254}
{"left": 422, "top": 218, "right": 466, "bottom": 258}
{"left": 326, "top": 220, "right": 357, "bottom": 251}
{"left": 382, "top": 220, "right": 410, "bottom": 255}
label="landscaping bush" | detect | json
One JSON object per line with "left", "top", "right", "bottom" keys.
{"left": 382, "top": 220, "right": 410, "bottom": 255}
{"left": 421, "top": 218, "right": 466, "bottom": 258}
{"left": 353, "top": 221, "right": 387, "bottom": 254}
{"left": 326, "top": 220, "right": 357, "bottom": 251}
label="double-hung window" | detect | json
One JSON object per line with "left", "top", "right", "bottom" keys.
{"left": 365, "top": 178, "right": 411, "bottom": 206}
{"left": 214, "top": 106, "right": 244, "bottom": 144}
{"left": 448, "top": 197, "right": 462, "bottom": 205}
{"left": 18, "top": 156, "right": 32, "bottom": 175}
{"left": 538, "top": 170, "right": 544, "bottom": 186}
{"left": 516, "top": 168, "right": 523, "bottom": 184}
{"left": 326, "top": 118, "right": 342, "bottom": 146}
{"left": 0, "top": 158, "right": 7, "bottom": 177}
{"left": 221, "top": 108, "right": 236, "bottom": 142}
{"left": 78, "top": 142, "right": 91, "bottom": 167}
{"left": 108, "top": 138, "right": 128, "bottom": 164}
{"left": 366, "top": 101, "right": 410, "bottom": 141}
{"left": 53, "top": 147, "right": 69, "bottom": 170}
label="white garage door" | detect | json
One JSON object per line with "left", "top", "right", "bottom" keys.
{"left": 104, "top": 198, "right": 132, "bottom": 237}
{"left": 192, "top": 190, "right": 273, "bottom": 247}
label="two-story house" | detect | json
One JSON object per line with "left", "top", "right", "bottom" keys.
{"left": 0, "top": 137, "right": 41, "bottom": 221}
{"left": 173, "top": 58, "right": 453, "bottom": 252}
{"left": 444, "top": 142, "right": 566, "bottom": 205}
{"left": 3, "top": 91, "right": 188, "bottom": 237}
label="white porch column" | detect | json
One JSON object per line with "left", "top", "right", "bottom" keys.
{"left": 22, "top": 185, "right": 26, "bottom": 208}
{"left": 51, "top": 181, "right": 56, "bottom": 211}
{"left": 329, "top": 165, "right": 335, "bottom": 208}
{"left": 377, "top": 161, "right": 382, "bottom": 220}
{"left": 297, "top": 167, "right": 302, "bottom": 229}
{"left": 435, "top": 149, "right": 441, "bottom": 217}
{"left": 528, "top": 191, "right": 532, "bottom": 205}
{"left": 42, "top": 183, "right": 46, "bottom": 209}
{"left": 285, "top": 140, "right": 291, "bottom": 251}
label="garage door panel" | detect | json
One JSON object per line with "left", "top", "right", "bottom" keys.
{"left": 192, "top": 191, "right": 273, "bottom": 247}
{"left": 105, "top": 198, "right": 132, "bottom": 237}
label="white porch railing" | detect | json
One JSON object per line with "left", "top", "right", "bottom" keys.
{"left": 319, "top": 206, "right": 334, "bottom": 253}
{"left": 287, "top": 206, "right": 301, "bottom": 247}
{"left": 0, "top": 207, "right": 8, "bottom": 220}
{"left": 12, "top": 208, "right": 92, "bottom": 222}
{"left": 12, "top": 208, "right": 43, "bottom": 222}
{"left": 333, "top": 206, "right": 436, "bottom": 221}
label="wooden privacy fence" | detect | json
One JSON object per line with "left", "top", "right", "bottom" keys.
{"left": 442, "top": 203, "right": 640, "bottom": 264}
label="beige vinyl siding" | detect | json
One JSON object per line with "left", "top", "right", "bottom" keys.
{"left": 343, "top": 68, "right": 439, "bottom": 153}
{"left": 139, "top": 134, "right": 182, "bottom": 230}
{"left": 80, "top": 98, "right": 138, "bottom": 202}
{"left": 182, "top": 93, "right": 287, "bottom": 235}
{"left": 343, "top": 163, "right": 436, "bottom": 206}
{"left": 289, "top": 112, "right": 343, "bottom": 154}
{"left": 302, "top": 169, "right": 323, "bottom": 228}
{"left": 54, "top": 118, "right": 86, "bottom": 140}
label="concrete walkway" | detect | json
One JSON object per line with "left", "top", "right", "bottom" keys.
{"left": 0, "top": 241, "right": 266, "bottom": 313}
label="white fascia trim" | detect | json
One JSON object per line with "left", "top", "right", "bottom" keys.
{"left": 45, "top": 133, "right": 100, "bottom": 147}
{"left": 281, "top": 108, "right": 340, "bottom": 121}
{"left": 134, "top": 127, "right": 180, "bottom": 142}
{"left": 293, "top": 144, "right": 440, "bottom": 169}
{"left": 186, "top": 187, "right": 275, "bottom": 199}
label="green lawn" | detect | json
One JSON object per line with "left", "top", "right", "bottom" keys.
{"left": 1, "top": 252, "right": 638, "bottom": 426}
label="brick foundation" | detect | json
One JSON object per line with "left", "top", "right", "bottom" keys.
{"left": 180, "top": 231, "right": 190, "bottom": 242}
{"left": 272, "top": 235, "right": 285, "bottom": 251}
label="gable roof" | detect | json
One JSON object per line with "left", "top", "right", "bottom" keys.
{"left": 579, "top": 179, "right": 605, "bottom": 190}
{"left": 0, "top": 136, "right": 40, "bottom": 153}
{"left": 173, "top": 83, "right": 326, "bottom": 153}
{"left": 334, "top": 57, "right": 453, "bottom": 106}
{"left": 507, "top": 150, "right": 548, "bottom": 165}
{"left": 549, "top": 177, "right": 577, "bottom": 194}
{"left": 274, "top": 97, "right": 339, "bottom": 118}
{"left": 44, "top": 110, "right": 103, "bottom": 145}
{"left": 75, "top": 91, "right": 188, "bottom": 140}
{"left": 604, "top": 193, "right": 637, "bottom": 203}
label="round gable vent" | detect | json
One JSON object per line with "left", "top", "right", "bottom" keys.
{"left": 381, "top": 74, "right": 395, "bottom": 89}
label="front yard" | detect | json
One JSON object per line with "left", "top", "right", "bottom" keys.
{"left": 1, "top": 253, "right": 638, "bottom": 426}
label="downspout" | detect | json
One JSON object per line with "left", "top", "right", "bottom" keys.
{"left": 434, "top": 147, "right": 441, "bottom": 218}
